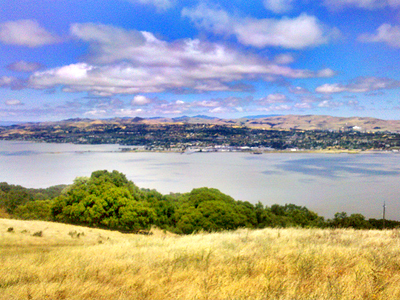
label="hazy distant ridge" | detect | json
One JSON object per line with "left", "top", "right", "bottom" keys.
{"left": 26, "top": 115, "right": 400, "bottom": 132}
{"left": 2, "top": 115, "right": 400, "bottom": 132}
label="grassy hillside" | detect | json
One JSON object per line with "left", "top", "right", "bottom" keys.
{"left": 1, "top": 218, "right": 400, "bottom": 300}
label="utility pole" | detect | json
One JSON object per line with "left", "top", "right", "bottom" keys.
{"left": 383, "top": 201, "right": 386, "bottom": 230}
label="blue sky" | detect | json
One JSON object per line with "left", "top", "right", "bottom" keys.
{"left": 0, "top": 0, "right": 400, "bottom": 121}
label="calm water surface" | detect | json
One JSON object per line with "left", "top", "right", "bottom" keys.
{"left": 1, "top": 140, "right": 399, "bottom": 220}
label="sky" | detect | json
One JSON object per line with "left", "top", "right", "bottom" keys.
{"left": 0, "top": 0, "right": 400, "bottom": 122}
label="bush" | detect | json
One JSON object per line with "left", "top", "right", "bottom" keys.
{"left": 32, "top": 231, "right": 42, "bottom": 237}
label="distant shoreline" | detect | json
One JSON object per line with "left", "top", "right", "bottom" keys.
{"left": 1, "top": 139, "right": 399, "bottom": 155}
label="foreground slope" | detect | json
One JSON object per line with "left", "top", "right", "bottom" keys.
{"left": 1, "top": 218, "right": 400, "bottom": 300}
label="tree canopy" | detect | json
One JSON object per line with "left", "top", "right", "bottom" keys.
{"left": 2, "top": 170, "right": 398, "bottom": 233}
{"left": 52, "top": 170, "right": 155, "bottom": 232}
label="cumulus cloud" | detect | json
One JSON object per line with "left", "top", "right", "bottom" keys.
{"left": 257, "top": 104, "right": 292, "bottom": 111}
{"left": 5, "top": 99, "right": 23, "bottom": 106}
{"left": 274, "top": 54, "right": 295, "bottom": 64}
{"left": 28, "top": 23, "right": 335, "bottom": 95}
{"left": 0, "top": 76, "right": 25, "bottom": 89}
{"left": 115, "top": 108, "right": 145, "bottom": 116}
{"left": 323, "top": 0, "right": 400, "bottom": 10}
{"left": 288, "top": 86, "right": 310, "bottom": 94}
{"left": 317, "top": 68, "right": 337, "bottom": 77}
{"left": 131, "top": 95, "right": 152, "bottom": 105}
{"left": 70, "top": 23, "right": 146, "bottom": 64}
{"left": 182, "top": 4, "right": 339, "bottom": 49}
{"left": 0, "top": 76, "right": 17, "bottom": 87}
{"left": 315, "top": 83, "right": 346, "bottom": 93}
{"left": 193, "top": 100, "right": 220, "bottom": 107}
{"left": 124, "top": 0, "right": 175, "bottom": 11}
{"left": 263, "top": 0, "right": 294, "bottom": 13}
{"left": 259, "top": 93, "right": 290, "bottom": 105}
{"left": 318, "top": 100, "right": 343, "bottom": 108}
{"left": 358, "top": 24, "right": 400, "bottom": 47}
{"left": 0, "top": 19, "right": 60, "bottom": 47}
{"left": 346, "top": 99, "right": 365, "bottom": 110}
{"left": 7, "top": 61, "right": 43, "bottom": 72}
{"left": 294, "top": 102, "right": 312, "bottom": 109}
{"left": 84, "top": 109, "right": 107, "bottom": 117}
{"left": 209, "top": 107, "right": 227, "bottom": 114}
{"left": 316, "top": 77, "right": 400, "bottom": 94}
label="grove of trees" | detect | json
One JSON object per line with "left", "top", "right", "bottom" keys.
{"left": 1, "top": 170, "right": 398, "bottom": 233}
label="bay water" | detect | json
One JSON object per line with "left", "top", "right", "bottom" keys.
{"left": 1, "top": 140, "right": 399, "bottom": 220}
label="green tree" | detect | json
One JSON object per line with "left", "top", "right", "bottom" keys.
{"left": 51, "top": 170, "right": 155, "bottom": 231}
{"left": 13, "top": 200, "right": 53, "bottom": 221}
{"left": 173, "top": 187, "right": 254, "bottom": 234}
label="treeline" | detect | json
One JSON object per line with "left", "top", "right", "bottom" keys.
{"left": 0, "top": 182, "right": 66, "bottom": 219}
{"left": 0, "top": 170, "right": 398, "bottom": 233}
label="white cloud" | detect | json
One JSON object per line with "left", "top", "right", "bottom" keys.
{"left": 358, "top": 24, "right": 400, "bottom": 48}
{"left": 323, "top": 0, "right": 400, "bottom": 10}
{"left": 234, "top": 14, "right": 331, "bottom": 49}
{"left": 182, "top": 4, "right": 232, "bottom": 35}
{"left": 70, "top": 23, "right": 146, "bottom": 64}
{"left": 347, "top": 100, "right": 359, "bottom": 106}
{"left": 263, "top": 0, "right": 294, "bottom": 13}
{"left": 274, "top": 54, "right": 295, "bottom": 64}
{"left": 257, "top": 104, "right": 292, "bottom": 111}
{"left": 115, "top": 108, "right": 144, "bottom": 116}
{"left": 317, "top": 68, "right": 337, "bottom": 77}
{"left": 294, "top": 102, "right": 312, "bottom": 109}
{"left": 131, "top": 95, "right": 152, "bottom": 105}
{"left": 209, "top": 107, "right": 227, "bottom": 113}
{"left": 235, "top": 107, "right": 244, "bottom": 112}
{"left": 195, "top": 100, "right": 220, "bottom": 107}
{"left": 183, "top": 4, "right": 339, "bottom": 49}
{"left": 0, "top": 20, "right": 60, "bottom": 47}
{"left": 124, "top": 0, "right": 175, "bottom": 11}
{"left": 318, "top": 100, "right": 343, "bottom": 108}
{"left": 7, "top": 61, "right": 43, "bottom": 72}
{"left": 288, "top": 86, "right": 310, "bottom": 94}
{"left": 84, "top": 109, "right": 107, "bottom": 116}
{"left": 5, "top": 99, "right": 23, "bottom": 106}
{"left": 0, "top": 76, "right": 25, "bottom": 89}
{"left": 315, "top": 83, "right": 346, "bottom": 93}
{"left": 316, "top": 77, "right": 400, "bottom": 94}
{"left": 29, "top": 23, "right": 335, "bottom": 95}
{"left": 0, "top": 76, "right": 17, "bottom": 87}
{"left": 259, "top": 93, "right": 290, "bottom": 104}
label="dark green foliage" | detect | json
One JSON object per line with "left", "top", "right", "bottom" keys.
{"left": 0, "top": 182, "right": 65, "bottom": 214}
{"left": 368, "top": 218, "right": 400, "bottom": 229}
{"left": 173, "top": 188, "right": 259, "bottom": 234}
{"left": 51, "top": 170, "right": 156, "bottom": 232}
{"left": 1, "top": 189, "right": 33, "bottom": 213}
{"left": 13, "top": 200, "right": 53, "bottom": 221}
{"left": 2, "top": 170, "right": 398, "bottom": 233}
{"left": 329, "top": 212, "right": 372, "bottom": 229}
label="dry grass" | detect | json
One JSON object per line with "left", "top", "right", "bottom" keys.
{"left": 1, "top": 218, "right": 400, "bottom": 300}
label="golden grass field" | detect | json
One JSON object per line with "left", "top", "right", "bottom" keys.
{"left": 1, "top": 218, "right": 400, "bottom": 300}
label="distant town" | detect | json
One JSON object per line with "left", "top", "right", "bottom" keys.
{"left": 1, "top": 115, "right": 400, "bottom": 153}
